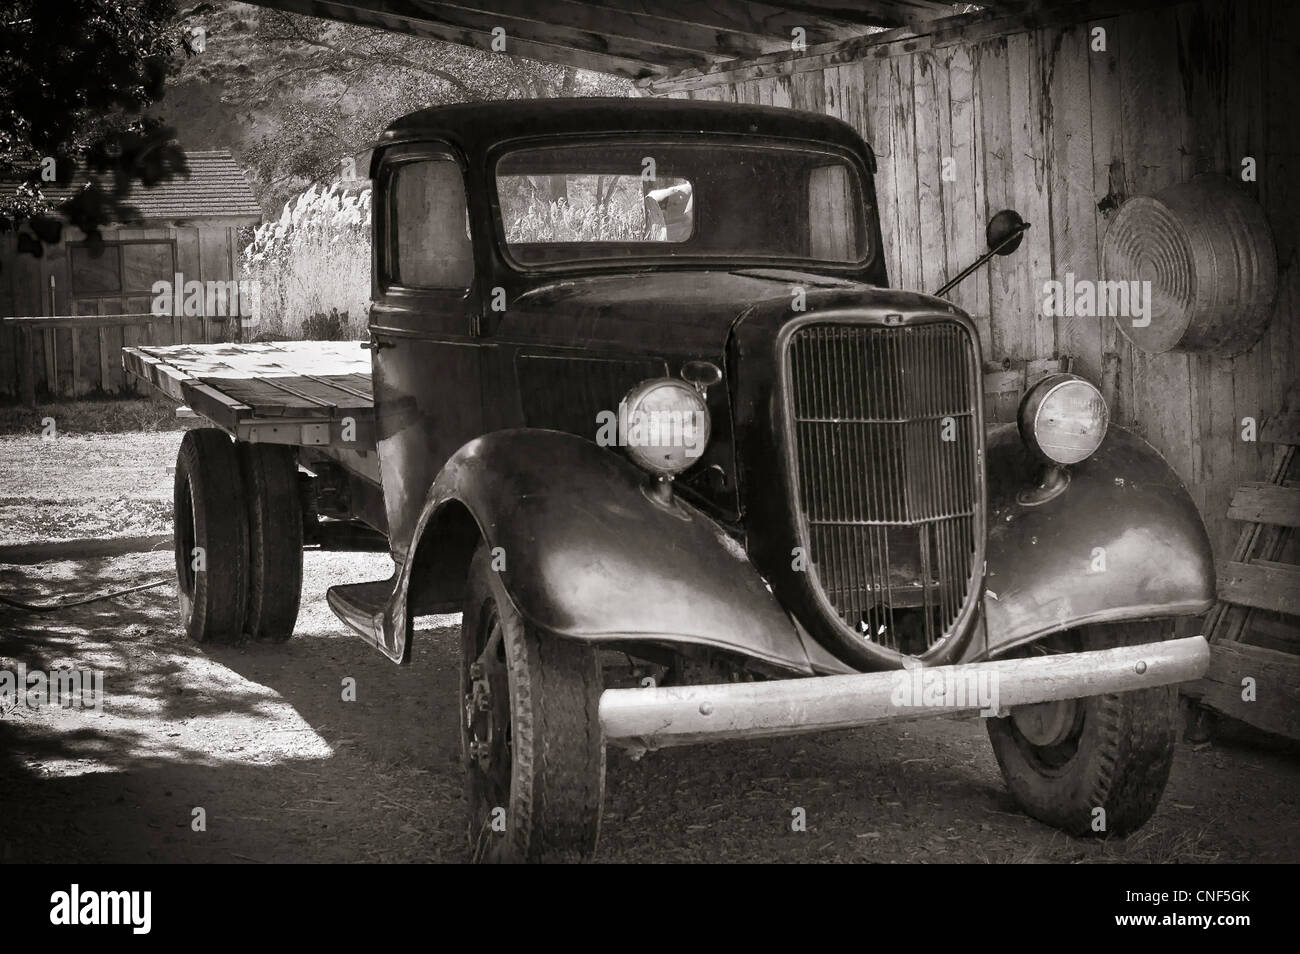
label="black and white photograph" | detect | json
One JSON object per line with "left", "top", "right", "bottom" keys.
{"left": 0, "top": 0, "right": 1296, "bottom": 893}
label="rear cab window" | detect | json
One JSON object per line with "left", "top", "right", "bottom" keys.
{"left": 493, "top": 137, "right": 870, "bottom": 271}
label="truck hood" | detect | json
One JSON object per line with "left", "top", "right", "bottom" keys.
{"left": 500, "top": 267, "right": 971, "bottom": 530}
{"left": 505, "top": 269, "right": 961, "bottom": 357}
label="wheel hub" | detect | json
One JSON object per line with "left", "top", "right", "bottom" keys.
{"left": 465, "top": 661, "right": 498, "bottom": 771}
{"left": 1010, "top": 698, "right": 1078, "bottom": 747}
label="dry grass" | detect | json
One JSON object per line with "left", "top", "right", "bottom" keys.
{"left": 0, "top": 397, "right": 187, "bottom": 436}
{"left": 242, "top": 184, "right": 371, "bottom": 340}
{"left": 505, "top": 194, "right": 644, "bottom": 243}
{"left": 240, "top": 176, "right": 646, "bottom": 342}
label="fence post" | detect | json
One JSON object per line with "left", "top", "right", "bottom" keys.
{"left": 98, "top": 327, "right": 111, "bottom": 393}
{"left": 19, "top": 326, "right": 36, "bottom": 408}
{"left": 70, "top": 327, "right": 81, "bottom": 396}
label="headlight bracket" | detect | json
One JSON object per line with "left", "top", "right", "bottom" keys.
{"left": 1015, "top": 462, "right": 1072, "bottom": 507}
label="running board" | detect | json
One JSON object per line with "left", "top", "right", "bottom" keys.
{"left": 326, "top": 578, "right": 399, "bottom": 660}
{"left": 327, "top": 576, "right": 461, "bottom": 663}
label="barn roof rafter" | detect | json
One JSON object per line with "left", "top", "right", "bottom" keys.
{"left": 242, "top": 0, "right": 1157, "bottom": 85}
{"left": 244, "top": 0, "right": 974, "bottom": 81}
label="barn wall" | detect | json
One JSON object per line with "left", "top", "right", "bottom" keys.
{"left": 0, "top": 221, "right": 250, "bottom": 398}
{"left": 664, "top": 0, "right": 1299, "bottom": 562}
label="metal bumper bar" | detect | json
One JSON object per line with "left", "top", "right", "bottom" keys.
{"left": 599, "top": 635, "right": 1209, "bottom": 750}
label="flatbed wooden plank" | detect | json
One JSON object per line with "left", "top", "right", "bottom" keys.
{"left": 1227, "top": 482, "right": 1300, "bottom": 529}
{"left": 1185, "top": 641, "right": 1300, "bottom": 741}
{"left": 214, "top": 378, "right": 372, "bottom": 418}
{"left": 122, "top": 341, "right": 375, "bottom": 449}
{"left": 1217, "top": 561, "right": 1300, "bottom": 616}
{"left": 129, "top": 341, "right": 368, "bottom": 378}
{"left": 220, "top": 375, "right": 344, "bottom": 412}
{"left": 334, "top": 374, "right": 374, "bottom": 399}
{"left": 231, "top": 369, "right": 370, "bottom": 406}
{"left": 181, "top": 381, "right": 251, "bottom": 432}
{"left": 122, "top": 349, "right": 190, "bottom": 404}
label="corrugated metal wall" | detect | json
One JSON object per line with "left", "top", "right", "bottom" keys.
{"left": 665, "top": 0, "right": 1298, "bottom": 561}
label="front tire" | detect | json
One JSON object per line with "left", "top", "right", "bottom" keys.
{"left": 986, "top": 621, "right": 1180, "bottom": 837}
{"left": 459, "top": 544, "right": 605, "bottom": 863}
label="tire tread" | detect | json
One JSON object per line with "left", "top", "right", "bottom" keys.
{"left": 174, "top": 429, "right": 248, "bottom": 644}
{"left": 461, "top": 545, "right": 604, "bottom": 863}
{"left": 238, "top": 442, "right": 303, "bottom": 641}
{"left": 987, "top": 621, "right": 1180, "bottom": 837}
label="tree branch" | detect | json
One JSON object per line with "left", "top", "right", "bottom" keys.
{"left": 276, "top": 16, "right": 481, "bottom": 100}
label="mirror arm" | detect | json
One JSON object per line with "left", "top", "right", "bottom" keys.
{"left": 932, "top": 222, "right": 1031, "bottom": 298}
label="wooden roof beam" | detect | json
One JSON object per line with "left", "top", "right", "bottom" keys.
{"left": 244, "top": 0, "right": 699, "bottom": 79}
{"left": 962, "top": 1, "right": 1062, "bottom": 14}
{"left": 431, "top": 0, "right": 808, "bottom": 62}
{"left": 643, "top": 0, "right": 1182, "bottom": 92}
{"left": 568, "top": 0, "right": 879, "bottom": 46}
{"left": 765, "top": 0, "right": 961, "bottom": 30}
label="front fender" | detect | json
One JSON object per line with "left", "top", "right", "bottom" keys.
{"left": 982, "top": 423, "right": 1214, "bottom": 656}
{"left": 390, "top": 429, "right": 838, "bottom": 675}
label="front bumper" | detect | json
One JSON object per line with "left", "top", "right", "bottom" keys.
{"left": 600, "top": 635, "right": 1209, "bottom": 750}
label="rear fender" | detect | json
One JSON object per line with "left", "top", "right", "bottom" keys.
{"left": 385, "top": 429, "right": 839, "bottom": 675}
{"left": 982, "top": 423, "right": 1214, "bottom": 657}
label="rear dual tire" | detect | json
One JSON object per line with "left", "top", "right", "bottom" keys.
{"left": 173, "top": 429, "right": 302, "bottom": 643}
{"left": 239, "top": 442, "right": 303, "bottom": 641}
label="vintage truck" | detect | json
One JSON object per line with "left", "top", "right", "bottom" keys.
{"left": 125, "top": 98, "right": 1215, "bottom": 863}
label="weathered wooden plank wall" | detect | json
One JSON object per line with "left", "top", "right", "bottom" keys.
{"left": 671, "top": 0, "right": 1299, "bottom": 562}
{"left": 0, "top": 223, "right": 247, "bottom": 399}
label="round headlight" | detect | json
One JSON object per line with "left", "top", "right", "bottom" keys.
{"left": 616, "top": 378, "right": 711, "bottom": 476}
{"left": 1018, "top": 373, "right": 1108, "bottom": 465}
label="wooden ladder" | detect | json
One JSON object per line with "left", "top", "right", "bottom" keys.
{"left": 1186, "top": 387, "right": 1300, "bottom": 741}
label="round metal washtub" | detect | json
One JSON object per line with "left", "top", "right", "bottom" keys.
{"left": 1100, "top": 174, "right": 1276, "bottom": 356}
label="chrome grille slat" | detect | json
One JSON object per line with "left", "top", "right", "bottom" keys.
{"left": 786, "top": 321, "right": 981, "bottom": 656}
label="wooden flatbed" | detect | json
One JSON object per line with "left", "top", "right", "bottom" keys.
{"left": 122, "top": 341, "right": 376, "bottom": 450}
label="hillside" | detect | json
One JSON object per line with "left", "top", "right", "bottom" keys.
{"left": 153, "top": 1, "right": 631, "bottom": 217}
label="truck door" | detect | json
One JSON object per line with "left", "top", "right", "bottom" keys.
{"left": 369, "top": 144, "right": 483, "bottom": 564}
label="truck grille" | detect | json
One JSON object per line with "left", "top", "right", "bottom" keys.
{"left": 785, "top": 320, "right": 982, "bottom": 656}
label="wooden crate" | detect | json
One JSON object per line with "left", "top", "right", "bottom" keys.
{"left": 1186, "top": 389, "right": 1300, "bottom": 739}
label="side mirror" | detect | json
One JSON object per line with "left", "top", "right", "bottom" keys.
{"left": 986, "top": 209, "right": 1027, "bottom": 256}
{"left": 933, "top": 210, "right": 1031, "bottom": 298}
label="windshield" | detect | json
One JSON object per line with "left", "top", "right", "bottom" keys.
{"left": 494, "top": 138, "right": 870, "bottom": 270}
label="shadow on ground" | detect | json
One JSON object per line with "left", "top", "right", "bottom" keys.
{"left": 2, "top": 548, "right": 1297, "bottom": 863}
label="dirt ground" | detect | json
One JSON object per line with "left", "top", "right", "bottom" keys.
{"left": 0, "top": 398, "right": 184, "bottom": 545}
{"left": 1, "top": 423, "right": 1298, "bottom": 863}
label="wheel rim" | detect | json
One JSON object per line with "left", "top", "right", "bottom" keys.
{"left": 1011, "top": 699, "right": 1079, "bottom": 747}
{"left": 176, "top": 476, "right": 198, "bottom": 625}
{"left": 1005, "top": 631, "right": 1088, "bottom": 772}
{"left": 463, "top": 607, "right": 512, "bottom": 859}
{"left": 1007, "top": 700, "right": 1086, "bottom": 772}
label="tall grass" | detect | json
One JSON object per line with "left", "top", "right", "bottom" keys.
{"left": 241, "top": 177, "right": 649, "bottom": 342}
{"left": 504, "top": 194, "right": 644, "bottom": 242}
{"left": 241, "top": 184, "right": 371, "bottom": 340}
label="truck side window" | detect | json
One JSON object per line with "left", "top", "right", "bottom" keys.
{"left": 808, "top": 163, "right": 864, "bottom": 262}
{"left": 388, "top": 158, "right": 474, "bottom": 289}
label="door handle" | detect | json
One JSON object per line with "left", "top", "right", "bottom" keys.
{"left": 361, "top": 337, "right": 394, "bottom": 351}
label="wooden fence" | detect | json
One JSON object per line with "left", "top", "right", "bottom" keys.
{"left": 0, "top": 314, "right": 214, "bottom": 405}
